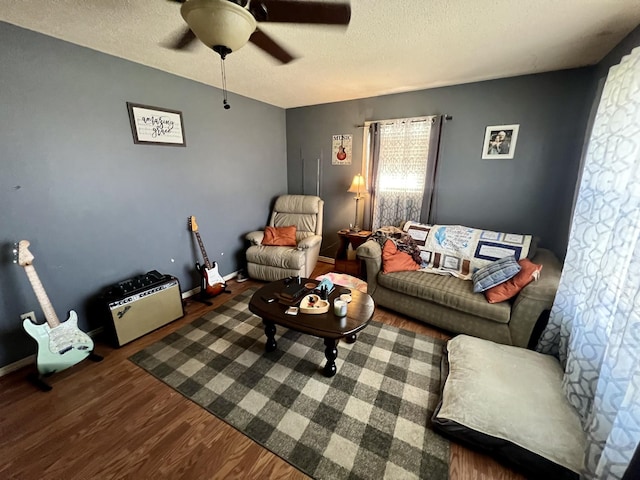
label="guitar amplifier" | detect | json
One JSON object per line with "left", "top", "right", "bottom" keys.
{"left": 102, "top": 271, "right": 184, "bottom": 347}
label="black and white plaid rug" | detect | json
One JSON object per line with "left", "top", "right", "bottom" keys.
{"left": 130, "top": 289, "right": 449, "bottom": 479}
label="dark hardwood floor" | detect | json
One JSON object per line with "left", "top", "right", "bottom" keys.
{"left": 0, "top": 262, "right": 524, "bottom": 479}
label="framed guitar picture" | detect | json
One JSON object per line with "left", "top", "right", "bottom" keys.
{"left": 126, "top": 102, "right": 186, "bottom": 146}
{"left": 332, "top": 134, "right": 352, "bottom": 165}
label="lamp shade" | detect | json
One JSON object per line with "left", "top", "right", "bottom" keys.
{"left": 347, "top": 174, "right": 367, "bottom": 196}
{"left": 181, "top": 0, "right": 257, "bottom": 53}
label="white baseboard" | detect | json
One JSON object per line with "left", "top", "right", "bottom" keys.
{"left": 318, "top": 256, "right": 335, "bottom": 264}
{"left": 181, "top": 286, "right": 200, "bottom": 300}
{"left": 0, "top": 326, "right": 104, "bottom": 378}
{"left": 0, "top": 354, "right": 36, "bottom": 377}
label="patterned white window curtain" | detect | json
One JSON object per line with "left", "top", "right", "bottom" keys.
{"left": 536, "top": 47, "right": 640, "bottom": 480}
{"left": 368, "top": 116, "right": 439, "bottom": 229}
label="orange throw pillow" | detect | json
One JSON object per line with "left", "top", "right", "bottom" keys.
{"left": 262, "top": 226, "right": 297, "bottom": 246}
{"left": 484, "top": 259, "right": 543, "bottom": 303}
{"left": 382, "top": 239, "right": 420, "bottom": 273}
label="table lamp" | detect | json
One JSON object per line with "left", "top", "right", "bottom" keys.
{"left": 347, "top": 174, "right": 367, "bottom": 232}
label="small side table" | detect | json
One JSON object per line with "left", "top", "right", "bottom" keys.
{"left": 335, "top": 229, "right": 372, "bottom": 278}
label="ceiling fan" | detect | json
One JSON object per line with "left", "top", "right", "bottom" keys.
{"left": 166, "top": 0, "right": 351, "bottom": 64}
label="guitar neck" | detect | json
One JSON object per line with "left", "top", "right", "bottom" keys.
{"left": 24, "top": 265, "right": 61, "bottom": 328}
{"left": 194, "top": 232, "right": 212, "bottom": 270}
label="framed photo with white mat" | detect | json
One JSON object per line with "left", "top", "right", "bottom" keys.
{"left": 482, "top": 124, "right": 519, "bottom": 159}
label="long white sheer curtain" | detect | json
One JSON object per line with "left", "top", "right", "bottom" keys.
{"left": 370, "top": 117, "right": 433, "bottom": 229}
{"left": 537, "top": 47, "right": 640, "bottom": 479}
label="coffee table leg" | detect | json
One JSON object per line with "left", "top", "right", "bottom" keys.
{"left": 344, "top": 333, "right": 357, "bottom": 344}
{"left": 263, "top": 320, "right": 277, "bottom": 352}
{"left": 323, "top": 338, "right": 338, "bottom": 377}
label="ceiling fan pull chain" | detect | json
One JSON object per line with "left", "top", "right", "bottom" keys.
{"left": 220, "top": 57, "right": 230, "bottom": 110}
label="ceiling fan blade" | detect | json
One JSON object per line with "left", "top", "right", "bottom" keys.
{"left": 249, "top": 28, "right": 295, "bottom": 64}
{"left": 255, "top": 0, "right": 351, "bottom": 25}
{"left": 166, "top": 27, "right": 198, "bottom": 50}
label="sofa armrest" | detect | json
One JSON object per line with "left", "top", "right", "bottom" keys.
{"left": 297, "top": 235, "right": 322, "bottom": 250}
{"left": 509, "top": 248, "right": 562, "bottom": 348}
{"left": 246, "top": 230, "right": 264, "bottom": 246}
{"left": 356, "top": 239, "right": 383, "bottom": 295}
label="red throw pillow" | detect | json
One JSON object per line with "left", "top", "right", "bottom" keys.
{"left": 262, "top": 226, "right": 297, "bottom": 246}
{"left": 382, "top": 239, "right": 420, "bottom": 273}
{"left": 484, "top": 259, "right": 543, "bottom": 303}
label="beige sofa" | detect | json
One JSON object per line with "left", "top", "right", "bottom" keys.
{"left": 356, "top": 240, "right": 562, "bottom": 347}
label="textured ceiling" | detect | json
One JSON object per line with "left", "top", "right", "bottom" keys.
{"left": 1, "top": 0, "right": 639, "bottom": 108}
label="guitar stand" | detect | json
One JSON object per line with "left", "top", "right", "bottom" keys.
{"left": 28, "top": 350, "right": 104, "bottom": 392}
{"left": 89, "top": 351, "right": 104, "bottom": 362}
{"left": 193, "top": 290, "right": 213, "bottom": 306}
{"left": 192, "top": 284, "right": 232, "bottom": 306}
{"left": 27, "top": 372, "right": 54, "bottom": 392}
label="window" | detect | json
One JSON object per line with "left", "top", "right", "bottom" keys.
{"left": 366, "top": 116, "right": 440, "bottom": 229}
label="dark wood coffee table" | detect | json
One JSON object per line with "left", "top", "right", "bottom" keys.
{"left": 248, "top": 278, "right": 375, "bottom": 377}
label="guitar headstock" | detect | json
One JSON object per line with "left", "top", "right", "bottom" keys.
{"left": 188, "top": 216, "right": 199, "bottom": 233}
{"left": 15, "top": 240, "right": 34, "bottom": 267}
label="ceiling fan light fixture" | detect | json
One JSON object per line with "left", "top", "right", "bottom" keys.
{"left": 181, "top": 0, "right": 257, "bottom": 54}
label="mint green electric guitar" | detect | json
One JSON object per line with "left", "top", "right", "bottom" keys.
{"left": 16, "top": 240, "right": 94, "bottom": 376}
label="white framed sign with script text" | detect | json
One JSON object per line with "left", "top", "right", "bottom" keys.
{"left": 126, "top": 102, "right": 186, "bottom": 146}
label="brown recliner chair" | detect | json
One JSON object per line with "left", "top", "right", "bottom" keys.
{"left": 245, "top": 195, "right": 324, "bottom": 282}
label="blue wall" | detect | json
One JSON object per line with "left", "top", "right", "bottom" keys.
{"left": 286, "top": 69, "right": 595, "bottom": 260}
{"left": 284, "top": 25, "right": 640, "bottom": 263}
{"left": 0, "top": 22, "right": 287, "bottom": 368}
{"left": 2, "top": 20, "right": 639, "bottom": 370}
